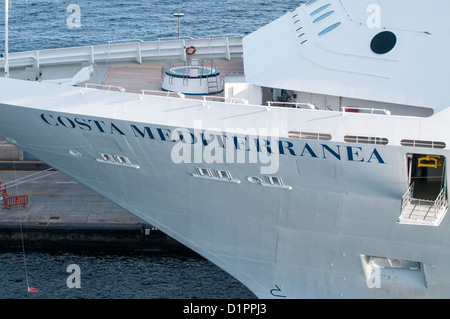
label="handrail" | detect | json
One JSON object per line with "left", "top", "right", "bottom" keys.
{"left": 432, "top": 187, "right": 447, "bottom": 219}
{"left": 206, "top": 33, "right": 244, "bottom": 39}
{"left": 267, "top": 101, "right": 317, "bottom": 110}
{"left": 84, "top": 83, "right": 125, "bottom": 92}
{"left": 141, "top": 89, "right": 184, "bottom": 98}
{"left": 2, "top": 36, "right": 243, "bottom": 69}
{"left": 342, "top": 106, "right": 391, "bottom": 115}
{"left": 402, "top": 182, "right": 415, "bottom": 211}
{"left": 401, "top": 182, "right": 448, "bottom": 222}
{"left": 157, "top": 36, "right": 195, "bottom": 41}
{"left": 106, "top": 39, "right": 144, "bottom": 45}
{"left": 203, "top": 96, "right": 248, "bottom": 104}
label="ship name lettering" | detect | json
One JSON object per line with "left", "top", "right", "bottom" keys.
{"left": 40, "top": 113, "right": 386, "bottom": 164}
{"left": 40, "top": 114, "right": 125, "bottom": 135}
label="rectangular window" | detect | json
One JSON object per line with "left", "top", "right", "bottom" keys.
{"left": 99, "top": 153, "right": 115, "bottom": 162}
{"left": 216, "top": 170, "right": 232, "bottom": 180}
{"left": 288, "top": 131, "right": 332, "bottom": 141}
{"left": 401, "top": 139, "right": 446, "bottom": 149}
{"left": 344, "top": 135, "right": 388, "bottom": 145}
{"left": 196, "top": 167, "right": 212, "bottom": 177}
{"left": 115, "top": 156, "right": 131, "bottom": 165}
{"left": 267, "top": 176, "right": 284, "bottom": 186}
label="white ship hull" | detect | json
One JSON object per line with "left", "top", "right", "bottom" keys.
{"left": 0, "top": 77, "right": 449, "bottom": 298}
{"left": 1, "top": 0, "right": 450, "bottom": 298}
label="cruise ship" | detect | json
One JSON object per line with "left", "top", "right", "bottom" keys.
{"left": 1, "top": 0, "right": 450, "bottom": 298}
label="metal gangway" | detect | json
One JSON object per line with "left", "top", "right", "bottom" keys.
{"left": 398, "top": 182, "right": 448, "bottom": 226}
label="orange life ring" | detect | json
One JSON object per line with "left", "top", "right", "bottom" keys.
{"left": 186, "top": 46, "right": 196, "bottom": 55}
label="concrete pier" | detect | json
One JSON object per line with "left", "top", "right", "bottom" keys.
{"left": 0, "top": 166, "right": 190, "bottom": 253}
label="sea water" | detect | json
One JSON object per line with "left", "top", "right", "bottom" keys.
{"left": 3, "top": 0, "right": 300, "bottom": 52}
{"left": 0, "top": 249, "right": 255, "bottom": 298}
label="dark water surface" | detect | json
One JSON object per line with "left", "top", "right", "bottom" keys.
{"left": 0, "top": 249, "right": 256, "bottom": 298}
{"left": 3, "top": 0, "right": 300, "bottom": 52}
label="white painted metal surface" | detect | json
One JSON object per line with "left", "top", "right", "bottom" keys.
{"left": 0, "top": 36, "right": 243, "bottom": 69}
{"left": 244, "top": 0, "right": 450, "bottom": 111}
{"left": 0, "top": 0, "right": 449, "bottom": 298}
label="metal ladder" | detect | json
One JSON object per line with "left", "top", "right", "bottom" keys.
{"left": 207, "top": 76, "right": 219, "bottom": 93}
{"left": 205, "top": 59, "right": 219, "bottom": 93}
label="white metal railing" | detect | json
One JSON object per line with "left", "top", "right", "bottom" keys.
{"left": 206, "top": 33, "right": 243, "bottom": 39}
{"left": 342, "top": 107, "right": 391, "bottom": 115}
{"left": 1, "top": 36, "right": 243, "bottom": 69}
{"left": 157, "top": 36, "right": 195, "bottom": 41}
{"left": 401, "top": 182, "right": 415, "bottom": 211}
{"left": 84, "top": 83, "right": 125, "bottom": 92}
{"left": 106, "top": 39, "right": 144, "bottom": 45}
{"left": 401, "top": 182, "right": 448, "bottom": 222}
{"left": 432, "top": 187, "right": 448, "bottom": 219}
{"left": 203, "top": 96, "right": 248, "bottom": 104}
{"left": 267, "top": 101, "right": 317, "bottom": 110}
{"left": 139, "top": 92, "right": 249, "bottom": 104}
{"left": 141, "top": 89, "right": 185, "bottom": 98}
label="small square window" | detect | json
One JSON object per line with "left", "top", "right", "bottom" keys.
{"left": 116, "top": 156, "right": 131, "bottom": 165}
{"left": 100, "top": 153, "right": 115, "bottom": 162}
{"left": 196, "top": 167, "right": 212, "bottom": 177}
{"left": 216, "top": 170, "right": 232, "bottom": 180}
{"left": 267, "top": 176, "right": 284, "bottom": 186}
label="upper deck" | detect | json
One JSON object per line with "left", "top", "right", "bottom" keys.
{"left": 244, "top": 0, "right": 450, "bottom": 113}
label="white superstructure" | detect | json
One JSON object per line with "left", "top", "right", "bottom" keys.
{"left": 1, "top": 0, "right": 450, "bottom": 298}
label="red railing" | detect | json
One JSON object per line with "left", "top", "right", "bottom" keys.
{"left": 1, "top": 183, "right": 28, "bottom": 210}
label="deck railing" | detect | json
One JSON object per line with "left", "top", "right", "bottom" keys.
{"left": 401, "top": 182, "right": 415, "bottom": 211}
{"left": 432, "top": 187, "right": 448, "bottom": 219}
{"left": 84, "top": 83, "right": 125, "bottom": 92}
{"left": 1, "top": 36, "right": 243, "bottom": 69}
{"left": 342, "top": 107, "right": 391, "bottom": 115}
{"left": 400, "top": 182, "right": 448, "bottom": 223}
{"left": 266, "top": 101, "right": 317, "bottom": 110}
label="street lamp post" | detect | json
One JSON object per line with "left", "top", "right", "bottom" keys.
{"left": 173, "top": 13, "right": 184, "bottom": 40}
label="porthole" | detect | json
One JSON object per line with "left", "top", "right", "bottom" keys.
{"left": 370, "top": 31, "right": 397, "bottom": 54}
{"left": 247, "top": 176, "right": 262, "bottom": 184}
{"left": 68, "top": 150, "right": 82, "bottom": 157}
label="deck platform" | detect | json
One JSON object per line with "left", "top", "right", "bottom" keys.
{"left": 100, "top": 60, "right": 244, "bottom": 95}
{"left": 398, "top": 199, "right": 448, "bottom": 226}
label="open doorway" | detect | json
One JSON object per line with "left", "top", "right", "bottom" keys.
{"left": 407, "top": 154, "right": 446, "bottom": 201}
